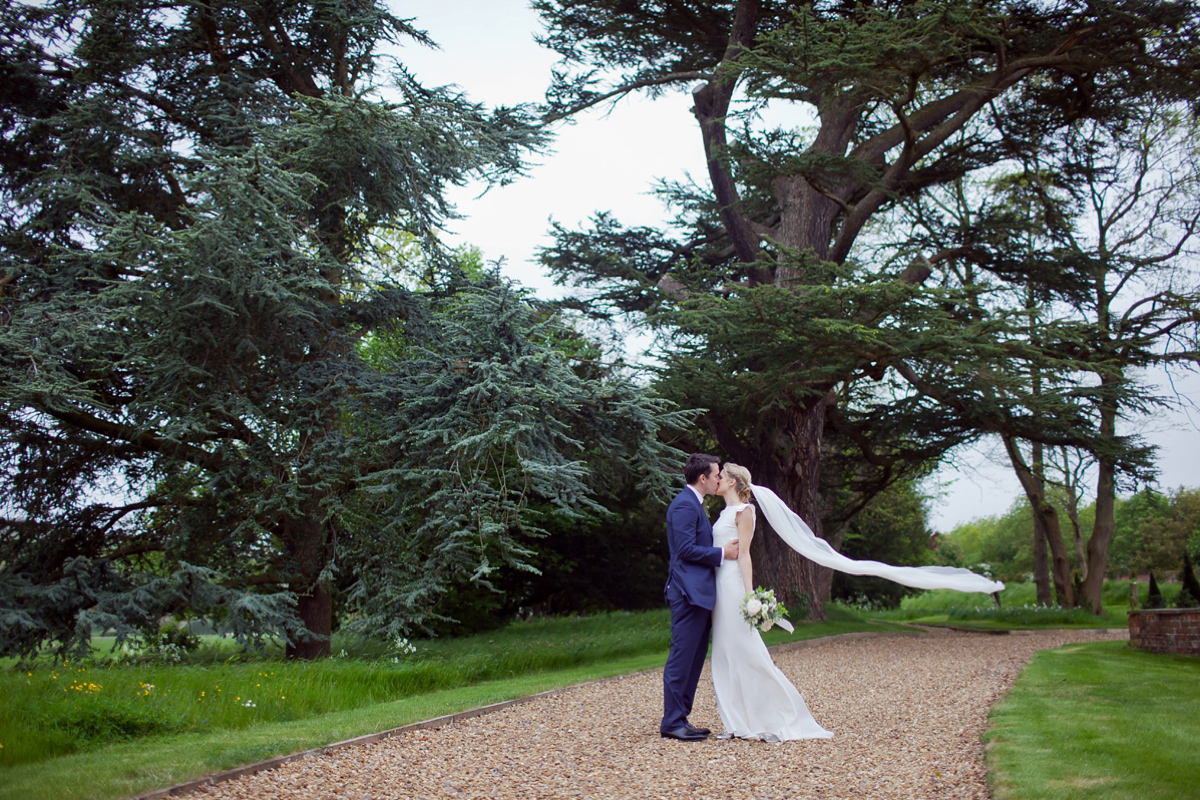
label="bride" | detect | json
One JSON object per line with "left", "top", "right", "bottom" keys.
{"left": 708, "top": 462, "right": 1004, "bottom": 741}
{"left": 709, "top": 463, "right": 832, "bottom": 741}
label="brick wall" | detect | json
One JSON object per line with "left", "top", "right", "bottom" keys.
{"left": 1128, "top": 608, "right": 1200, "bottom": 655}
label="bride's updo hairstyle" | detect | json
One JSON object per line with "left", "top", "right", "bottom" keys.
{"left": 723, "top": 463, "right": 754, "bottom": 503}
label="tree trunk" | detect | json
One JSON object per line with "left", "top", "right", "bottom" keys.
{"left": 1062, "top": 477, "right": 1089, "bottom": 583}
{"left": 737, "top": 395, "right": 835, "bottom": 620}
{"left": 1082, "top": 459, "right": 1116, "bottom": 614}
{"left": 1030, "top": 440, "right": 1053, "bottom": 605}
{"left": 1032, "top": 522, "right": 1052, "bottom": 605}
{"left": 1002, "top": 435, "right": 1074, "bottom": 606}
{"left": 282, "top": 509, "right": 333, "bottom": 659}
{"left": 1032, "top": 441, "right": 1051, "bottom": 604}
{"left": 1081, "top": 389, "right": 1120, "bottom": 615}
{"left": 289, "top": 583, "right": 332, "bottom": 659}
{"left": 1036, "top": 498, "right": 1075, "bottom": 608}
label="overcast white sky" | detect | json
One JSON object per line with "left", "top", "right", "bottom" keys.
{"left": 394, "top": 1, "right": 1200, "bottom": 531}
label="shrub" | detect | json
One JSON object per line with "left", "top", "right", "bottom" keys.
{"left": 1177, "top": 552, "right": 1200, "bottom": 609}
{"left": 1146, "top": 572, "right": 1167, "bottom": 609}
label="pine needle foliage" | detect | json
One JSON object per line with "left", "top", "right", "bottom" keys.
{"left": 0, "top": 0, "right": 638, "bottom": 660}
{"left": 341, "top": 274, "right": 690, "bottom": 638}
{"left": 533, "top": 0, "right": 1200, "bottom": 615}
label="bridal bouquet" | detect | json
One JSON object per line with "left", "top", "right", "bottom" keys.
{"left": 741, "top": 587, "right": 794, "bottom": 633}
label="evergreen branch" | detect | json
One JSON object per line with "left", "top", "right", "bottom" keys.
{"left": 540, "top": 70, "right": 706, "bottom": 123}
{"left": 95, "top": 499, "right": 176, "bottom": 538}
{"left": 849, "top": 40, "right": 1091, "bottom": 170}
{"left": 691, "top": 0, "right": 766, "bottom": 277}
{"left": 37, "top": 402, "right": 227, "bottom": 474}
{"left": 104, "top": 539, "right": 166, "bottom": 561}
{"left": 824, "top": 402, "right": 897, "bottom": 470}
{"left": 224, "top": 572, "right": 285, "bottom": 589}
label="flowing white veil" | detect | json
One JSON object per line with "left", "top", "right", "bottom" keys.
{"left": 750, "top": 484, "right": 1005, "bottom": 595}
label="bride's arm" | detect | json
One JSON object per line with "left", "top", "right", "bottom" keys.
{"left": 736, "top": 507, "right": 755, "bottom": 594}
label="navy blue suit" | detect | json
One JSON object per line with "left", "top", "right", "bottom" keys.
{"left": 661, "top": 487, "right": 723, "bottom": 733}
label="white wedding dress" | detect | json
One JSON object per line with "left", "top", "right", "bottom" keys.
{"left": 709, "top": 503, "right": 833, "bottom": 741}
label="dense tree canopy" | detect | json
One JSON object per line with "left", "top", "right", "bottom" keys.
{"left": 0, "top": 1, "right": 684, "bottom": 659}
{"left": 534, "top": 0, "right": 1200, "bottom": 615}
{"left": 904, "top": 104, "right": 1200, "bottom": 610}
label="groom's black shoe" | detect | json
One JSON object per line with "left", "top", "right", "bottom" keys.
{"left": 661, "top": 726, "right": 707, "bottom": 741}
{"left": 684, "top": 722, "right": 711, "bottom": 736}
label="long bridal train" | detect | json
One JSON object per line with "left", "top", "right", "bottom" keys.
{"left": 706, "top": 484, "right": 1002, "bottom": 743}
{"left": 750, "top": 484, "right": 1005, "bottom": 595}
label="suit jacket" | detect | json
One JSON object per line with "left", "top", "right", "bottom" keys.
{"left": 665, "top": 487, "right": 722, "bottom": 610}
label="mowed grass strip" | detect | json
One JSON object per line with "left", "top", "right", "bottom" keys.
{"left": 984, "top": 640, "right": 1200, "bottom": 800}
{"left": 0, "top": 609, "right": 907, "bottom": 800}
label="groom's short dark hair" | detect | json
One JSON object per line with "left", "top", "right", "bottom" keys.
{"left": 684, "top": 453, "right": 720, "bottom": 486}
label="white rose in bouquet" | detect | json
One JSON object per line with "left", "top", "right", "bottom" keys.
{"left": 741, "top": 587, "right": 794, "bottom": 633}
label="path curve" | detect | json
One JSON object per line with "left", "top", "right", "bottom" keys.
{"left": 190, "top": 628, "right": 1125, "bottom": 800}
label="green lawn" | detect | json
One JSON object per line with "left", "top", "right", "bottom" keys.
{"left": 0, "top": 609, "right": 906, "bottom": 800}
{"left": 985, "top": 640, "right": 1200, "bottom": 800}
{"left": 8, "top": 594, "right": 1186, "bottom": 800}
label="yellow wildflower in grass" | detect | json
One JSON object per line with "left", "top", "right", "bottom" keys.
{"left": 68, "top": 680, "right": 102, "bottom": 693}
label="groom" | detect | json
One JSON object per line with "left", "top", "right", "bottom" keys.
{"left": 660, "top": 453, "right": 739, "bottom": 741}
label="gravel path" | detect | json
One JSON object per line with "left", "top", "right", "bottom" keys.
{"left": 194, "top": 628, "right": 1125, "bottom": 800}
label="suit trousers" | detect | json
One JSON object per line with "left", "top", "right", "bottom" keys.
{"left": 661, "top": 584, "right": 712, "bottom": 732}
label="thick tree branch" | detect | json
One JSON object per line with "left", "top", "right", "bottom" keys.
{"left": 38, "top": 402, "right": 227, "bottom": 473}
{"left": 105, "top": 539, "right": 167, "bottom": 560}
{"left": 691, "top": 0, "right": 769, "bottom": 283}
{"left": 830, "top": 35, "right": 1095, "bottom": 263}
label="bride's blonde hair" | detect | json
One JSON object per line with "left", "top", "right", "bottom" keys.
{"left": 723, "top": 463, "right": 753, "bottom": 503}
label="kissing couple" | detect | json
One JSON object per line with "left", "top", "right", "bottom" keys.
{"left": 660, "top": 453, "right": 1003, "bottom": 742}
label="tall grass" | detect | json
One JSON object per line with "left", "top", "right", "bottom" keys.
{"left": 0, "top": 610, "right": 673, "bottom": 770}
{"left": 0, "top": 607, "right": 906, "bottom": 774}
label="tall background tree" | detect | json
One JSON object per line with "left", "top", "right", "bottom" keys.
{"left": 0, "top": 0, "right": 685, "bottom": 659}
{"left": 904, "top": 106, "right": 1200, "bottom": 611}
{"left": 534, "top": 0, "right": 1200, "bottom": 616}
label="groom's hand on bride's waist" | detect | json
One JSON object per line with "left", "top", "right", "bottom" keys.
{"left": 723, "top": 539, "right": 739, "bottom": 561}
